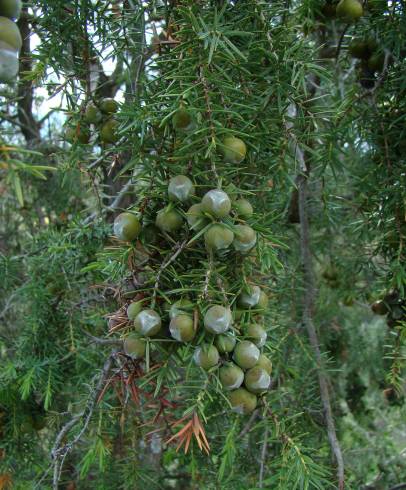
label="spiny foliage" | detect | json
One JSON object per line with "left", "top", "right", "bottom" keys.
{"left": 0, "top": 0, "right": 405, "bottom": 489}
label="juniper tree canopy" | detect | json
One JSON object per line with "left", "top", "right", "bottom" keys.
{"left": 0, "top": 1, "right": 405, "bottom": 489}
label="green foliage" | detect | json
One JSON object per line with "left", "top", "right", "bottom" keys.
{"left": 0, "top": 0, "right": 405, "bottom": 489}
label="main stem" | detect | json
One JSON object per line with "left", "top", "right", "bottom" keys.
{"left": 297, "top": 172, "right": 345, "bottom": 490}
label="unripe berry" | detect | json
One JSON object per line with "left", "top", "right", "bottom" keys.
{"left": 222, "top": 136, "right": 247, "bottom": 164}
{"left": 134, "top": 309, "right": 162, "bottom": 337}
{"left": 215, "top": 334, "right": 237, "bottom": 353}
{"left": 169, "top": 314, "right": 196, "bottom": 342}
{"left": 201, "top": 189, "right": 231, "bottom": 218}
{"left": 348, "top": 39, "right": 370, "bottom": 59}
{"left": 256, "top": 354, "right": 273, "bottom": 375}
{"left": 0, "top": 17, "right": 22, "bottom": 51}
{"left": 193, "top": 344, "right": 219, "bottom": 369}
{"left": 84, "top": 102, "right": 102, "bottom": 124}
{"left": 227, "top": 388, "right": 257, "bottom": 414}
{"left": 127, "top": 301, "right": 143, "bottom": 320}
{"left": 245, "top": 324, "right": 267, "bottom": 348}
{"left": 233, "top": 341, "right": 260, "bottom": 370}
{"left": 168, "top": 175, "right": 195, "bottom": 202}
{"left": 124, "top": 335, "right": 146, "bottom": 359}
{"left": 65, "top": 124, "right": 90, "bottom": 144}
{"left": 169, "top": 298, "right": 194, "bottom": 319}
{"left": 0, "top": 0, "right": 22, "bottom": 20}
{"left": 155, "top": 208, "right": 183, "bottom": 233}
{"left": 99, "top": 97, "right": 119, "bottom": 115}
{"left": 244, "top": 367, "right": 271, "bottom": 394}
{"left": 238, "top": 285, "right": 261, "bottom": 308}
{"left": 186, "top": 203, "right": 208, "bottom": 231}
{"left": 204, "top": 224, "right": 234, "bottom": 251}
{"left": 336, "top": 0, "right": 363, "bottom": 21}
{"left": 0, "top": 47, "right": 18, "bottom": 82}
{"left": 113, "top": 213, "right": 141, "bottom": 241}
{"left": 219, "top": 363, "right": 244, "bottom": 390}
{"left": 204, "top": 305, "right": 232, "bottom": 334}
{"left": 233, "top": 225, "right": 257, "bottom": 253}
{"left": 257, "top": 291, "right": 269, "bottom": 311}
{"left": 100, "top": 119, "right": 119, "bottom": 143}
{"left": 233, "top": 198, "right": 253, "bottom": 219}
{"left": 172, "top": 108, "right": 192, "bottom": 130}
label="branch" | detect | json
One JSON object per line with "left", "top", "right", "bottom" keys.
{"left": 17, "top": 7, "right": 40, "bottom": 142}
{"left": 236, "top": 409, "right": 260, "bottom": 440}
{"left": 81, "top": 329, "right": 123, "bottom": 346}
{"left": 151, "top": 239, "right": 189, "bottom": 308}
{"left": 83, "top": 177, "right": 134, "bottom": 225}
{"left": 0, "top": 111, "right": 39, "bottom": 138}
{"left": 334, "top": 25, "right": 349, "bottom": 60}
{"left": 0, "top": 291, "right": 18, "bottom": 320}
{"left": 367, "top": 49, "right": 392, "bottom": 94}
{"left": 258, "top": 426, "right": 269, "bottom": 488}
{"left": 297, "top": 154, "right": 345, "bottom": 489}
{"left": 50, "top": 351, "right": 116, "bottom": 489}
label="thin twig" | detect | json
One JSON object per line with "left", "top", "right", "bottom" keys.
{"left": 236, "top": 409, "right": 260, "bottom": 440}
{"left": 83, "top": 178, "right": 134, "bottom": 225}
{"left": 258, "top": 426, "right": 269, "bottom": 488}
{"left": 200, "top": 251, "right": 214, "bottom": 301}
{"left": 151, "top": 239, "right": 188, "bottom": 308}
{"left": 368, "top": 49, "right": 392, "bottom": 94}
{"left": 199, "top": 66, "right": 220, "bottom": 184}
{"left": 81, "top": 329, "right": 123, "bottom": 346}
{"left": 335, "top": 25, "right": 349, "bottom": 60}
{"left": 0, "top": 291, "right": 18, "bottom": 320}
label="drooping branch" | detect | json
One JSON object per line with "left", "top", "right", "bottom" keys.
{"left": 296, "top": 148, "right": 345, "bottom": 489}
